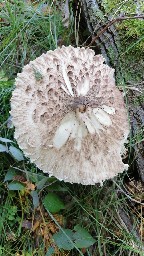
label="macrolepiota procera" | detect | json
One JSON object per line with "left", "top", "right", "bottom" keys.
{"left": 10, "top": 46, "right": 129, "bottom": 185}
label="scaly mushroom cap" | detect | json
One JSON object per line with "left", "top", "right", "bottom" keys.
{"left": 11, "top": 46, "right": 129, "bottom": 185}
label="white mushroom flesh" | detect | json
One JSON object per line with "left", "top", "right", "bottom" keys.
{"left": 93, "top": 108, "right": 112, "bottom": 126}
{"left": 61, "top": 63, "right": 74, "bottom": 96}
{"left": 53, "top": 113, "right": 76, "bottom": 149}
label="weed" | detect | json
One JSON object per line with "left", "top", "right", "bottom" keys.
{"left": 0, "top": 0, "right": 72, "bottom": 77}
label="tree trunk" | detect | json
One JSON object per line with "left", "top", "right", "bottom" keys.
{"left": 80, "top": 0, "right": 144, "bottom": 182}
{"left": 81, "top": 0, "right": 120, "bottom": 66}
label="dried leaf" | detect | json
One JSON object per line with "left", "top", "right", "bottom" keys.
{"left": 25, "top": 181, "right": 35, "bottom": 191}
{"left": 32, "top": 220, "right": 40, "bottom": 232}
{"left": 22, "top": 220, "right": 32, "bottom": 230}
{"left": 13, "top": 175, "right": 26, "bottom": 182}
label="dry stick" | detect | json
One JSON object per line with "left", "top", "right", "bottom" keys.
{"left": 87, "top": 15, "right": 144, "bottom": 48}
{"left": 113, "top": 180, "right": 144, "bottom": 206}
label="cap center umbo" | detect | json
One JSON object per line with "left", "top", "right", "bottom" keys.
{"left": 71, "top": 97, "right": 87, "bottom": 113}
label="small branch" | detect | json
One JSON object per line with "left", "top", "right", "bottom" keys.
{"left": 87, "top": 15, "right": 144, "bottom": 48}
{"left": 113, "top": 180, "right": 144, "bottom": 206}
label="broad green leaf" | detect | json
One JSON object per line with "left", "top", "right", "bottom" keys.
{"left": 0, "top": 137, "right": 13, "bottom": 143}
{"left": 31, "top": 190, "right": 39, "bottom": 208}
{"left": 7, "top": 181, "right": 25, "bottom": 191}
{"left": 43, "top": 193, "right": 65, "bottom": 213}
{"left": 53, "top": 229, "right": 74, "bottom": 250}
{"left": 73, "top": 225, "right": 96, "bottom": 248}
{"left": 9, "top": 146, "right": 24, "bottom": 161}
{"left": 4, "top": 168, "right": 17, "bottom": 182}
{"left": 0, "top": 144, "right": 7, "bottom": 152}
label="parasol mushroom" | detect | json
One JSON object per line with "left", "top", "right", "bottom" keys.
{"left": 10, "top": 46, "right": 129, "bottom": 185}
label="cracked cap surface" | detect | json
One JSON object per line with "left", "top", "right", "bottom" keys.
{"left": 11, "top": 45, "right": 129, "bottom": 185}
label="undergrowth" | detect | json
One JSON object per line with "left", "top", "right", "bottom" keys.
{"left": 0, "top": 0, "right": 72, "bottom": 77}
{"left": 0, "top": 0, "right": 143, "bottom": 255}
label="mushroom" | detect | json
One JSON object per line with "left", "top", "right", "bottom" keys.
{"left": 10, "top": 46, "right": 129, "bottom": 185}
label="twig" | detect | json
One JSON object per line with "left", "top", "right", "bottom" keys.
{"left": 113, "top": 180, "right": 144, "bottom": 206}
{"left": 87, "top": 15, "right": 144, "bottom": 48}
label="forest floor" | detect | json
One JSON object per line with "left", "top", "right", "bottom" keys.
{"left": 0, "top": 1, "right": 144, "bottom": 256}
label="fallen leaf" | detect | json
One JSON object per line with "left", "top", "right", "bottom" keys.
{"left": 32, "top": 220, "right": 40, "bottom": 232}
{"left": 22, "top": 220, "right": 32, "bottom": 230}
{"left": 13, "top": 175, "right": 26, "bottom": 182}
{"left": 25, "top": 181, "right": 36, "bottom": 191}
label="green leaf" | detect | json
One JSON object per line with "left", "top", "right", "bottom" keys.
{"left": 73, "top": 225, "right": 96, "bottom": 248}
{"left": 26, "top": 172, "right": 41, "bottom": 183}
{"left": 47, "top": 177, "right": 57, "bottom": 183}
{"left": 43, "top": 193, "right": 65, "bottom": 213}
{"left": 0, "top": 137, "right": 13, "bottom": 143}
{"left": 31, "top": 190, "right": 39, "bottom": 208}
{"left": 0, "top": 70, "right": 8, "bottom": 81}
{"left": 0, "top": 245, "right": 3, "bottom": 254}
{"left": 7, "top": 181, "right": 25, "bottom": 191}
{"left": 9, "top": 146, "right": 24, "bottom": 161}
{"left": 48, "top": 183, "right": 68, "bottom": 192}
{"left": 45, "top": 247, "right": 55, "bottom": 256}
{"left": 8, "top": 215, "right": 15, "bottom": 221}
{"left": 53, "top": 229, "right": 74, "bottom": 250}
{"left": 36, "top": 177, "right": 49, "bottom": 190}
{"left": 0, "top": 144, "right": 7, "bottom": 152}
{"left": 4, "top": 168, "right": 17, "bottom": 182}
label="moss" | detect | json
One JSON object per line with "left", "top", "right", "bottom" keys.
{"left": 102, "top": 0, "right": 144, "bottom": 52}
{"left": 101, "top": 0, "right": 144, "bottom": 15}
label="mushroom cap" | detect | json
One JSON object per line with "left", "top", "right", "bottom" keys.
{"left": 11, "top": 46, "right": 129, "bottom": 185}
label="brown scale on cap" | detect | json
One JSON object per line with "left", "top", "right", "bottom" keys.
{"left": 10, "top": 46, "right": 129, "bottom": 185}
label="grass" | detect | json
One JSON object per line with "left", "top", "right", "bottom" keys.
{"left": 0, "top": 0, "right": 72, "bottom": 77}
{"left": 0, "top": 0, "right": 144, "bottom": 255}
